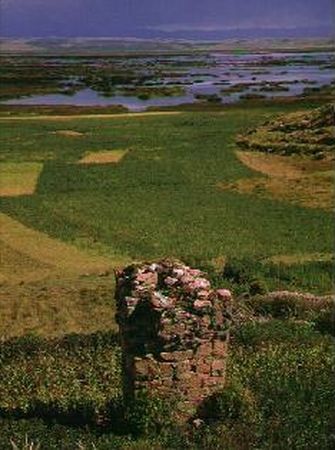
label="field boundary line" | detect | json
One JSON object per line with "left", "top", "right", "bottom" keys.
{"left": 0, "top": 111, "right": 182, "bottom": 121}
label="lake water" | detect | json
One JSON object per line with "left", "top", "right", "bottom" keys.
{"left": 2, "top": 52, "right": 333, "bottom": 111}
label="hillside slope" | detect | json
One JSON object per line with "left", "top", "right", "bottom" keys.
{"left": 236, "top": 104, "right": 335, "bottom": 159}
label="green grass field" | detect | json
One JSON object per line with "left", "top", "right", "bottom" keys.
{"left": 0, "top": 106, "right": 332, "bottom": 272}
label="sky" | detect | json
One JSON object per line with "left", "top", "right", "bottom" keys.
{"left": 0, "top": 0, "right": 333, "bottom": 39}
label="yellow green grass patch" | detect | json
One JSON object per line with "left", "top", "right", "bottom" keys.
{"left": 0, "top": 213, "right": 117, "bottom": 280}
{"left": 219, "top": 151, "right": 334, "bottom": 210}
{"left": 267, "top": 252, "right": 334, "bottom": 265}
{"left": 0, "top": 213, "right": 128, "bottom": 338}
{"left": 0, "top": 274, "right": 119, "bottom": 339}
{"left": 78, "top": 149, "right": 129, "bottom": 165}
{"left": 51, "top": 130, "right": 84, "bottom": 137}
{"left": 0, "top": 162, "right": 43, "bottom": 197}
{"left": 0, "top": 111, "right": 182, "bottom": 121}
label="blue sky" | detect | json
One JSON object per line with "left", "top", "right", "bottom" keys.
{"left": 0, "top": 0, "right": 333, "bottom": 38}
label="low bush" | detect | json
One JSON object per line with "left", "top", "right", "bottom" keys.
{"left": 0, "top": 332, "right": 122, "bottom": 425}
{"left": 248, "top": 291, "right": 334, "bottom": 322}
{"left": 222, "top": 256, "right": 333, "bottom": 295}
{"left": 1, "top": 320, "right": 333, "bottom": 449}
{"left": 124, "top": 392, "right": 178, "bottom": 438}
{"left": 227, "top": 320, "right": 335, "bottom": 449}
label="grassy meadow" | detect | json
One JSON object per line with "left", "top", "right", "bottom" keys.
{"left": 1, "top": 105, "right": 333, "bottom": 267}
{"left": 0, "top": 100, "right": 334, "bottom": 449}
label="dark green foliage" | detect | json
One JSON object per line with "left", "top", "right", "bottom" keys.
{"left": 222, "top": 256, "right": 334, "bottom": 295}
{"left": 199, "top": 382, "right": 259, "bottom": 423}
{"left": 247, "top": 292, "right": 334, "bottom": 325}
{"left": 1, "top": 319, "right": 334, "bottom": 449}
{"left": 234, "top": 319, "right": 322, "bottom": 346}
{"left": 124, "top": 392, "right": 178, "bottom": 437}
{"left": 226, "top": 321, "right": 335, "bottom": 449}
{"left": 314, "top": 310, "right": 335, "bottom": 335}
{"left": 0, "top": 332, "right": 122, "bottom": 420}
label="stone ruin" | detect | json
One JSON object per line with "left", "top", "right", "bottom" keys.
{"left": 115, "top": 259, "right": 232, "bottom": 421}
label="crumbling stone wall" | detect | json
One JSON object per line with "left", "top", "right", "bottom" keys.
{"left": 116, "top": 260, "right": 232, "bottom": 420}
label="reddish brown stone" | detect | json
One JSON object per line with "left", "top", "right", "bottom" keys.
{"left": 196, "top": 358, "right": 212, "bottom": 375}
{"left": 175, "top": 365, "right": 198, "bottom": 384}
{"left": 212, "top": 339, "right": 228, "bottom": 356}
{"left": 217, "top": 289, "right": 232, "bottom": 301}
{"left": 161, "top": 378, "right": 174, "bottom": 388}
{"left": 137, "top": 271, "right": 158, "bottom": 286}
{"left": 160, "top": 350, "right": 194, "bottom": 361}
{"left": 133, "top": 358, "right": 149, "bottom": 377}
{"left": 211, "top": 359, "right": 226, "bottom": 377}
{"left": 212, "top": 359, "right": 225, "bottom": 371}
{"left": 147, "top": 379, "right": 163, "bottom": 389}
{"left": 195, "top": 342, "right": 213, "bottom": 357}
{"left": 159, "top": 363, "right": 175, "bottom": 378}
{"left": 193, "top": 299, "right": 212, "bottom": 310}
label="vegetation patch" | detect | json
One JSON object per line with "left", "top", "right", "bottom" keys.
{"left": 219, "top": 150, "right": 334, "bottom": 209}
{"left": 220, "top": 105, "right": 334, "bottom": 209}
{"left": 51, "top": 130, "right": 84, "bottom": 137}
{"left": 0, "top": 276, "right": 119, "bottom": 339}
{"left": 0, "top": 163, "right": 43, "bottom": 197}
{"left": 121, "top": 86, "right": 186, "bottom": 100}
{"left": 0, "top": 332, "right": 122, "bottom": 415}
{"left": 267, "top": 252, "right": 334, "bottom": 265}
{"left": 0, "top": 111, "right": 181, "bottom": 121}
{"left": 78, "top": 149, "right": 129, "bottom": 165}
{"left": 220, "top": 255, "right": 334, "bottom": 296}
{"left": 0, "top": 213, "right": 116, "bottom": 279}
{"left": 236, "top": 103, "right": 335, "bottom": 158}
{"left": 0, "top": 241, "right": 52, "bottom": 285}
{"left": 0, "top": 318, "right": 333, "bottom": 449}
{"left": 0, "top": 106, "right": 332, "bottom": 271}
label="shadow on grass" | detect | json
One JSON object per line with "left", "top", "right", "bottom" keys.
{"left": 0, "top": 331, "right": 128, "bottom": 434}
{"left": 0, "top": 398, "right": 126, "bottom": 434}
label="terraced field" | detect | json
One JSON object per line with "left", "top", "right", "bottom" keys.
{"left": 1, "top": 106, "right": 332, "bottom": 264}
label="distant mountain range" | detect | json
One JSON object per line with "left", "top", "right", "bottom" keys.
{"left": 0, "top": 36, "right": 333, "bottom": 55}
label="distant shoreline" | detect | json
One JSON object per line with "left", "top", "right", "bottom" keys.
{"left": 0, "top": 37, "right": 333, "bottom": 56}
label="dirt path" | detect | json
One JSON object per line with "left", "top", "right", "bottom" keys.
{"left": 0, "top": 212, "right": 125, "bottom": 283}
{"left": 0, "top": 111, "right": 182, "bottom": 121}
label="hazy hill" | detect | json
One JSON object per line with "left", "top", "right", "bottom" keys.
{"left": 0, "top": 37, "right": 333, "bottom": 55}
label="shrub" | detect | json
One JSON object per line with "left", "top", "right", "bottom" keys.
{"left": 228, "top": 320, "right": 335, "bottom": 449}
{"left": 200, "top": 382, "right": 259, "bottom": 424}
{"left": 248, "top": 291, "right": 334, "bottom": 323}
{"left": 222, "top": 257, "right": 268, "bottom": 295}
{"left": 0, "top": 332, "right": 122, "bottom": 425}
{"left": 124, "top": 392, "right": 178, "bottom": 437}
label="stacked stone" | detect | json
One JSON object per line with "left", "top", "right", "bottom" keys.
{"left": 115, "top": 260, "right": 232, "bottom": 419}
